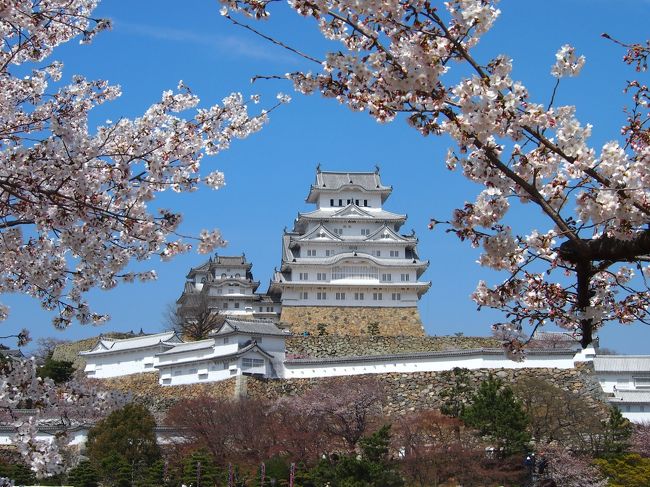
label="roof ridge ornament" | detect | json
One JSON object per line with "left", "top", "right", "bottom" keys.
{"left": 316, "top": 162, "right": 321, "bottom": 173}
{"left": 375, "top": 164, "right": 380, "bottom": 174}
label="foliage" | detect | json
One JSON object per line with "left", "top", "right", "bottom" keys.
{"left": 538, "top": 445, "right": 607, "bottom": 487}
{"left": 181, "top": 450, "right": 223, "bottom": 487}
{"left": 67, "top": 460, "right": 99, "bottom": 487}
{"left": 86, "top": 403, "right": 160, "bottom": 485}
{"left": 37, "top": 357, "right": 74, "bottom": 384}
{"left": 631, "top": 422, "right": 650, "bottom": 457}
{"left": 224, "top": 0, "right": 650, "bottom": 349}
{"left": 600, "top": 407, "right": 633, "bottom": 457}
{"left": 438, "top": 367, "right": 474, "bottom": 418}
{"left": 166, "top": 397, "right": 272, "bottom": 466}
{"left": 308, "top": 425, "right": 404, "bottom": 487}
{"left": 0, "top": 357, "right": 127, "bottom": 476}
{"left": 0, "top": 0, "right": 285, "bottom": 330}
{"left": 512, "top": 376, "right": 606, "bottom": 450}
{"left": 594, "top": 453, "right": 650, "bottom": 487}
{"left": 292, "top": 377, "right": 383, "bottom": 450}
{"left": 0, "top": 460, "right": 35, "bottom": 485}
{"left": 461, "top": 377, "right": 531, "bottom": 456}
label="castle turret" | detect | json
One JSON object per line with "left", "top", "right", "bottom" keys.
{"left": 269, "top": 168, "right": 430, "bottom": 335}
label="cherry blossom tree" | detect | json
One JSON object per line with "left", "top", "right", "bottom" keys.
{"left": 0, "top": 356, "right": 128, "bottom": 477}
{"left": 221, "top": 0, "right": 650, "bottom": 349}
{"left": 0, "top": 0, "right": 286, "bottom": 331}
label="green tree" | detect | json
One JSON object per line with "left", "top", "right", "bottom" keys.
{"left": 0, "top": 461, "right": 35, "bottom": 485}
{"left": 602, "top": 407, "right": 633, "bottom": 457}
{"left": 37, "top": 357, "right": 75, "bottom": 384}
{"left": 67, "top": 460, "right": 99, "bottom": 487}
{"left": 308, "top": 425, "right": 404, "bottom": 487}
{"left": 439, "top": 367, "right": 474, "bottom": 418}
{"left": 595, "top": 453, "right": 650, "bottom": 487}
{"left": 86, "top": 403, "right": 161, "bottom": 486}
{"left": 461, "top": 377, "right": 531, "bottom": 456}
{"left": 182, "top": 450, "right": 222, "bottom": 487}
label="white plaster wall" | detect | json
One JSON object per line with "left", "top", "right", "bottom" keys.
{"left": 159, "top": 360, "right": 234, "bottom": 385}
{"left": 156, "top": 342, "right": 238, "bottom": 367}
{"left": 84, "top": 347, "right": 165, "bottom": 378}
{"left": 282, "top": 353, "right": 579, "bottom": 379}
{"left": 280, "top": 286, "right": 418, "bottom": 307}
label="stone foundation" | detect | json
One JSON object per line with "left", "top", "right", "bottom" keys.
{"left": 280, "top": 306, "right": 425, "bottom": 336}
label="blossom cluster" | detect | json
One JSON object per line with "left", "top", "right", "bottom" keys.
{"left": 0, "top": 0, "right": 287, "bottom": 328}
{"left": 223, "top": 0, "right": 650, "bottom": 346}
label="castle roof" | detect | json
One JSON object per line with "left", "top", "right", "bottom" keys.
{"left": 186, "top": 254, "right": 252, "bottom": 279}
{"left": 212, "top": 318, "right": 290, "bottom": 338}
{"left": 306, "top": 169, "right": 392, "bottom": 203}
{"left": 593, "top": 355, "right": 650, "bottom": 373}
{"left": 80, "top": 331, "right": 182, "bottom": 356}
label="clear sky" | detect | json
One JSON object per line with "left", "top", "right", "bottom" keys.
{"left": 4, "top": 0, "right": 650, "bottom": 354}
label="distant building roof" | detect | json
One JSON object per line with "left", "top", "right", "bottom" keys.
{"left": 212, "top": 318, "right": 290, "bottom": 338}
{"left": 0, "top": 349, "right": 24, "bottom": 359}
{"left": 593, "top": 356, "right": 650, "bottom": 373}
{"left": 80, "top": 331, "right": 181, "bottom": 356}
{"left": 306, "top": 169, "right": 392, "bottom": 203}
{"left": 156, "top": 339, "right": 215, "bottom": 356}
{"left": 610, "top": 390, "right": 650, "bottom": 404}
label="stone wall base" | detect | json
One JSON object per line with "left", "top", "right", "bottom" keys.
{"left": 279, "top": 306, "right": 425, "bottom": 336}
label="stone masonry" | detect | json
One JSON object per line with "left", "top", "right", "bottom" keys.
{"left": 280, "top": 306, "right": 425, "bottom": 336}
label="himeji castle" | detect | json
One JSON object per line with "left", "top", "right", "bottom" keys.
{"left": 268, "top": 167, "right": 431, "bottom": 335}
{"left": 176, "top": 254, "right": 281, "bottom": 322}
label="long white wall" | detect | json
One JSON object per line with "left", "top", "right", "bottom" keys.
{"left": 283, "top": 350, "right": 582, "bottom": 379}
{"left": 84, "top": 346, "right": 168, "bottom": 378}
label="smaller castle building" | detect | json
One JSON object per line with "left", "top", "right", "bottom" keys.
{"left": 176, "top": 254, "right": 280, "bottom": 323}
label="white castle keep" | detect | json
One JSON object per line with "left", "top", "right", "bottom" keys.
{"left": 268, "top": 167, "right": 430, "bottom": 335}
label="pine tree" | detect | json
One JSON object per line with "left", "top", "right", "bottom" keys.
{"left": 461, "top": 377, "right": 531, "bottom": 456}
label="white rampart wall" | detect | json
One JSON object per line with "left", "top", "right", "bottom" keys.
{"left": 283, "top": 352, "right": 581, "bottom": 379}
{"left": 84, "top": 346, "right": 167, "bottom": 378}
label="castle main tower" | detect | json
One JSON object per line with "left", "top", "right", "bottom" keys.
{"left": 269, "top": 167, "right": 430, "bottom": 336}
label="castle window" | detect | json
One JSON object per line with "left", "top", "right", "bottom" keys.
{"left": 325, "top": 250, "right": 332, "bottom": 256}
{"left": 259, "top": 307, "right": 263, "bottom": 312}
{"left": 267, "top": 306, "right": 273, "bottom": 312}
{"left": 334, "top": 228, "right": 343, "bottom": 235}
{"left": 235, "top": 273, "right": 241, "bottom": 278}
{"left": 317, "top": 292, "right": 327, "bottom": 300}
{"left": 234, "top": 302, "right": 240, "bottom": 309}
{"left": 355, "top": 199, "right": 359, "bottom": 205}
{"left": 361, "top": 228, "right": 370, "bottom": 236}
{"left": 390, "top": 250, "right": 399, "bottom": 257}
{"left": 223, "top": 303, "right": 229, "bottom": 309}
{"left": 332, "top": 266, "right": 378, "bottom": 280}
{"left": 392, "top": 293, "right": 401, "bottom": 301}
{"left": 373, "top": 292, "right": 383, "bottom": 301}
{"left": 336, "top": 292, "right": 346, "bottom": 300}
{"left": 307, "top": 249, "right": 316, "bottom": 257}
{"left": 221, "top": 273, "right": 227, "bottom": 279}
{"left": 374, "top": 250, "right": 381, "bottom": 257}
{"left": 355, "top": 292, "right": 365, "bottom": 300}
{"left": 382, "top": 273, "right": 392, "bottom": 282}
{"left": 224, "top": 337, "right": 229, "bottom": 344}
{"left": 364, "top": 199, "right": 368, "bottom": 207}
{"left": 347, "top": 199, "right": 351, "bottom": 204}
{"left": 317, "top": 272, "right": 327, "bottom": 281}
{"left": 330, "top": 199, "right": 334, "bottom": 206}
{"left": 401, "top": 273, "right": 410, "bottom": 282}
{"left": 301, "top": 291, "right": 309, "bottom": 299}
{"left": 338, "top": 199, "right": 343, "bottom": 206}
{"left": 299, "top": 272, "right": 308, "bottom": 281}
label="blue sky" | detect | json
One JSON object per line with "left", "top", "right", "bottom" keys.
{"left": 4, "top": 0, "right": 650, "bottom": 354}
